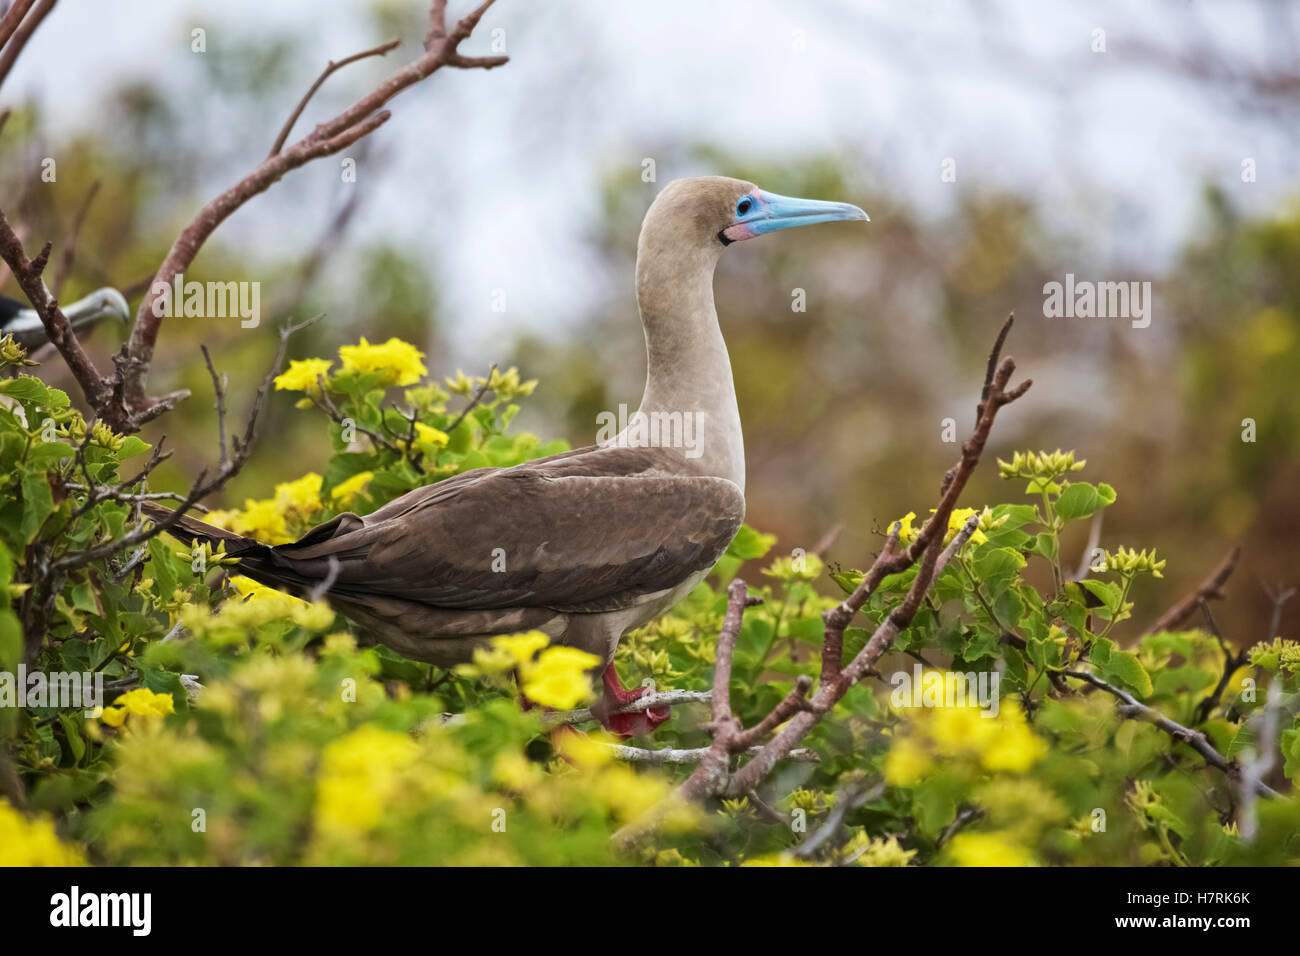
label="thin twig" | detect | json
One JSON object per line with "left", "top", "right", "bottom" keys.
{"left": 268, "top": 39, "right": 402, "bottom": 157}
{"left": 0, "top": 208, "right": 108, "bottom": 408}
{"left": 0, "top": 0, "right": 53, "bottom": 90}
{"left": 794, "top": 780, "right": 885, "bottom": 860}
{"left": 200, "top": 345, "right": 228, "bottom": 469}
{"left": 1063, "top": 669, "right": 1281, "bottom": 799}
{"left": 446, "top": 363, "right": 498, "bottom": 434}
{"left": 48, "top": 315, "right": 322, "bottom": 573}
{"left": 51, "top": 179, "right": 101, "bottom": 298}
{"left": 1143, "top": 545, "right": 1241, "bottom": 635}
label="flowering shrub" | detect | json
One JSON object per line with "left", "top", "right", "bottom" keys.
{"left": 1, "top": 333, "right": 1296, "bottom": 866}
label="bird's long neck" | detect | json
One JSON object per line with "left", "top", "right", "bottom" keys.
{"left": 630, "top": 239, "right": 744, "bottom": 491}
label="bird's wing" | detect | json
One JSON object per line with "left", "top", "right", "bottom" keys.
{"left": 267, "top": 446, "right": 745, "bottom": 612}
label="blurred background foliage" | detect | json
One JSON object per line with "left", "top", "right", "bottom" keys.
{"left": 1, "top": 2, "right": 1295, "bottom": 656}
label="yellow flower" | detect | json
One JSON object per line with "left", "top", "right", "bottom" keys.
{"left": 979, "top": 701, "right": 1047, "bottom": 772}
{"left": 413, "top": 422, "right": 449, "bottom": 448}
{"left": 492, "top": 751, "right": 543, "bottom": 791}
{"left": 232, "top": 575, "right": 288, "bottom": 603}
{"left": 99, "top": 687, "right": 175, "bottom": 728}
{"left": 0, "top": 800, "right": 85, "bottom": 866}
{"left": 222, "top": 497, "right": 289, "bottom": 544}
{"left": 553, "top": 729, "right": 616, "bottom": 768}
{"left": 275, "top": 472, "right": 323, "bottom": 517}
{"left": 891, "top": 511, "right": 916, "bottom": 541}
{"left": 339, "top": 337, "right": 427, "bottom": 387}
{"left": 589, "top": 764, "right": 674, "bottom": 822}
{"left": 330, "top": 471, "right": 374, "bottom": 508}
{"left": 933, "top": 507, "right": 988, "bottom": 546}
{"left": 492, "top": 631, "right": 551, "bottom": 669}
{"left": 445, "top": 369, "right": 476, "bottom": 396}
{"left": 944, "top": 831, "right": 1036, "bottom": 867}
{"left": 315, "top": 725, "right": 420, "bottom": 835}
{"left": 203, "top": 508, "right": 241, "bottom": 533}
{"left": 740, "top": 853, "right": 812, "bottom": 867}
{"left": 883, "top": 735, "right": 932, "bottom": 786}
{"left": 521, "top": 646, "right": 600, "bottom": 710}
{"left": 274, "top": 357, "right": 333, "bottom": 394}
{"left": 844, "top": 832, "right": 917, "bottom": 867}
{"left": 487, "top": 365, "right": 538, "bottom": 400}
{"left": 91, "top": 420, "right": 125, "bottom": 452}
{"left": 931, "top": 703, "right": 1000, "bottom": 753}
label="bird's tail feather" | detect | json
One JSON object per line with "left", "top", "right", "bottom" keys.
{"left": 139, "top": 500, "right": 257, "bottom": 553}
{"left": 138, "top": 501, "right": 325, "bottom": 598}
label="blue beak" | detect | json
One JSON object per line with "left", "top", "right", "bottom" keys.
{"left": 723, "top": 189, "right": 868, "bottom": 243}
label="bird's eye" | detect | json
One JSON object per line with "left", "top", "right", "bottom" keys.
{"left": 736, "top": 198, "right": 753, "bottom": 216}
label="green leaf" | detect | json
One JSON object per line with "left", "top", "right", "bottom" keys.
{"left": 0, "top": 375, "right": 49, "bottom": 404}
{"left": 1092, "top": 637, "right": 1153, "bottom": 698}
{"left": 1055, "top": 482, "right": 1117, "bottom": 522}
{"left": 19, "top": 471, "right": 54, "bottom": 542}
{"left": 0, "top": 611, "right": 22, "bottom": 671}
{"left": 117, "top": 436, "right": 152, "bottom": 460}
{"left": 57, "top": 714, "right": 86, "bottom": 764}
{"left": 1282, "top": 728, "right": 1300, "bottom": 781}
{"left": 913, "top": 776, "right": 959, "bottom": 835}
{"left": 785, "top": 616, "right": 825, "bottom": 644}
{"left": 1027, "top": 532, "right": 1058, "bottom": 562}
{"left": 990, "top": 503, "right": 1040, "bottom": 530}
{"left": 1077, "top": 578, "right": 1122, "bottom": 616}
{"left": 726, "top": 525, "right": 776, "bottom": 561}
{"left": 971, "top": 546, "right": 1026, "bottom": 600}
{"left": 1226, "top": 722, "right": 1257, "bottom": 760}
{"left": 27, "top": 442, "right": 74, "bottom": 468}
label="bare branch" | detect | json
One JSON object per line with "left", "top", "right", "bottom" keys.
{"left": 608, "top": 743, "right": 819, "bottom": 766}
{"left": 49, "top": 315, "right": 322, "bottom": 573}
{"left": 1063, "top": 669, "right": 1281, "bottom": 799}
{"left": 0, "top": 1, "right": 37, "bottom": 52}
{"left": 793, "top": 780, "right": 885, "bottom": 860}
{"left": 445, "top": 363, "right": 498, "bottom": 434}
{"left": 200, "top": 344, "right": 228, "bottom": 469}
{"left": 0, "top": 207, "right": 109, "bottom": 407}
{"left": 121, "top": 0, "right": 508, "bottom": 422}
{"left": 268, "top": 39, "right": 402, "bottom": 157}
{"left": 0, "top": 0, "right": 53, "bottom": 90}
{"left": 1143, "top": 544, "right": 1241, "bottom": 635}
{"left": 51, "top": 179, "right": 100, "bottom": 298}
{"left": 1236, "top": 679, "right": 1285, "bottom": 841}
{"left": 542, "top": 688, "right": 713, "bottom": 728}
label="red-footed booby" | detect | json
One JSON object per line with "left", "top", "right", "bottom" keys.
{"left": 1, "top": 288, "right": 130, "bottom": 350}
{"left": 146, "top": 177, "right": 868, "bottom": 734}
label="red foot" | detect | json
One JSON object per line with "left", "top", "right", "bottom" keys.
{"left": 592, "top": 662, "right": 670, "bottom": 737}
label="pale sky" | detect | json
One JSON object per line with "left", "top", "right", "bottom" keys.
{"left": 8, "top": 0, "right": 1298, "bottom": 359}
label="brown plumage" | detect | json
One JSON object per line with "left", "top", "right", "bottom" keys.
{"left": 145, "top": 176, "right": 867, "bottom": 731}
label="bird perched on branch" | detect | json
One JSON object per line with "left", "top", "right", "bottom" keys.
{"left": 146, "top": 177, "right": 868, "bottom": 735}
{"left": 0, "top": 288, "right": 131, "bottom": 350}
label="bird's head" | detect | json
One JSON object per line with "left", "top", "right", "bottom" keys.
{"left": 642, "top": 176, "right": 868, "bottom": 254}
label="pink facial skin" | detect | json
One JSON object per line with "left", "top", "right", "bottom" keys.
{"left": 721, "top": 188, "right": 764, "bottom": 242}
{"left": 721, "top": 222, "right": 757, "bottom": 242}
